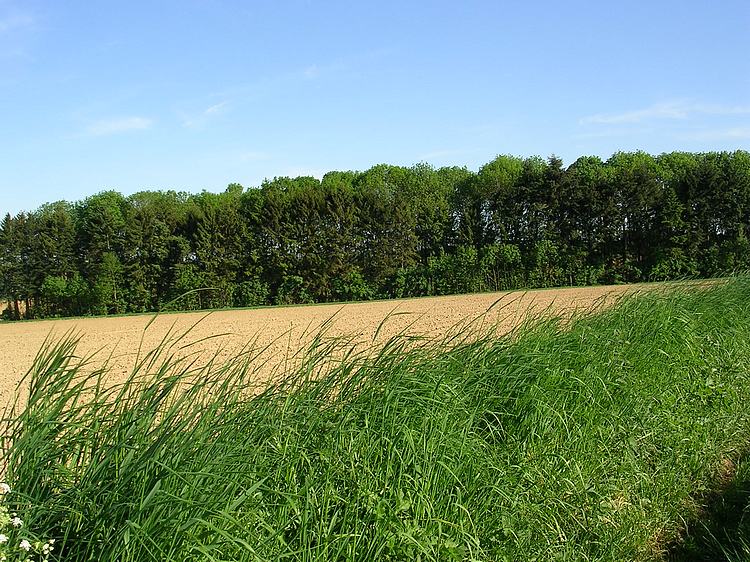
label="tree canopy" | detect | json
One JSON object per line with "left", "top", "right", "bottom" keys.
{"left": 2, "top": 150, "right": 749, "bottom": 319}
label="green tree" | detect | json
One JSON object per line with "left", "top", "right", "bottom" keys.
{"left": 0, "top": 214, "right": 26, "bottom": 318}
{"left": 124, "top": 191, "right": 189, "bottom": 311}
{"left": 355, "top": 165, "right": 420, "bottom": 293}
{"left": 476, "top": 155, "right": 525, "bottom": 245}
{"left": 76, "top": 191, "right": 128, "bottom": 283}
{"left": 93, "top": 252, "right": 125, "bottom": 314}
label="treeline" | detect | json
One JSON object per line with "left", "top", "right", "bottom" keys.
{"left": 1, "top": 150, "right": 749, "bottom": 319}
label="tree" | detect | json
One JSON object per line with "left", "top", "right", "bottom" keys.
{"left": 355, "top": 165, "right": 420, "bottom": 293}
{"left": 1, "top": 150, "right": 749, "bottom": 319}
{"left": 76, "top": 191, "right": 128, "bottom": 281}
{"left": 93, "top": 252, "right": 125, "bottom": 314}
{"left": 475, "top": 155, "right": 525, "bottom": 246}
{"left": 605, "top": 152, "right": 661, "bottom": 281}
{"left": 124, "top": 191, "right": 189, "bottom": 311}
{"left": 0, "top": 214, "right": 25, "bottom": 318}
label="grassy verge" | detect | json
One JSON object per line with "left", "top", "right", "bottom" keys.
{"left": 668, "top": 453, "right": 750, "bottom": 561}
{"left": 2, "top": 277, "right": 750, "bottom": 561}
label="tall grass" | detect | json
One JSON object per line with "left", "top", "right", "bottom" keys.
{"left": 2, "top": 277, "right": 750, "bottom": 561}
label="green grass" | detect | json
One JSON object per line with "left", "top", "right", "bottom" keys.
{"left": 668, "top": 453, "right": 750, "bottom": 561}
{"left": 2, "top": 277, "right": 750, "bottom": 561}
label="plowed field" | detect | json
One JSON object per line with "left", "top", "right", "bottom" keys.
{"left": 0, "top": 285, "right": 640, "bottom": 405}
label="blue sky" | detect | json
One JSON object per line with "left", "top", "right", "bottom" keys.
{"left": 1, "top": 0, "right": 749, "bottom": 216}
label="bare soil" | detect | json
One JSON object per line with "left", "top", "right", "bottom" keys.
{"left": 0, "top": 285, "right": 639, "bottom": 406}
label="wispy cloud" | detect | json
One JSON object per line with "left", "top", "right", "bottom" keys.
{"left": 417, "top": 148, "right": 478, "bottom": 161}
{"left": 303, "top": 64, "right": 319, "bottom": 79}
{"left": 571, "top": 127, "right": 655, "bottom": 140}
{"left": 210, "top": 48, "right": 394, "bottom": 100}
{"left": 181, "top": 100, "right": 230, "bottom": 128}
{"left": 580, "top": 101, "right": 750, "bottom": 125}
{"left": 273, "top": 167, "right": 326, "bottom": 180}
{"left": 204, "top": 101, "right": 228, "bottom": 115}
{"left": 678, "top": 127, "right": 750, "bottom": 141}
{"left": 239, "top": 151, "right": 271, "bottom": 162}
{"left": 0, "top": 12, "right": 33, "bottom": 34}
{"left": 86, "top": 117, "right": 153, "bottom": 136}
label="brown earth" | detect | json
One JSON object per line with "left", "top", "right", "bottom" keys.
{"left": 0, "top": 284, "right": 643, "bottom": 407}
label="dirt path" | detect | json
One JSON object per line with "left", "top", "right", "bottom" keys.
{"left": 0, "top": 285, "right": 639, "bottom": 406}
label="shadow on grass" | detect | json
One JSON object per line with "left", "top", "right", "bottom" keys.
{"left": 668, "top": 456, "right": 750, "bottom": 562}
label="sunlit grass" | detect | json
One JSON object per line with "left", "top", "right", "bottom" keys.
{"left": 2, "top": 277, "right": 750, "bottom": 561}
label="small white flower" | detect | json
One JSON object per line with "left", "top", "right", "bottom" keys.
{"left": 0, "top": 483, "right": 10, "bottom": 494}
{"left": 19, "top": 538, "right": 31, "bottom": 551}
{"left": 10, "top": 516, "right": 22, "bottom": 528}
{"left": 0, "top": 533, "right": 6, "bottom": 543}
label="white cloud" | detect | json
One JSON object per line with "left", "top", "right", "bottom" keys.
{"left": 86, "top": 117, "right": 153, "bottom": 136}
{"left": 273, "top": 167, "right": 325, "bottom": 179}
{"left": 580, "top": 101, "right": 750, "bottom": 125}
{"left": 204, "top": 101, "right": 228, "bottom": 115}
{"left": 239, "top": 151, "right": 271, "bottom": 162}
{"left": 418, "top": 148, "right": 478, "bottom": 161}
{"left": 0, "top": 12, "right": 33, "bottom": 34}
{"left": 678, "top": 127, "right": 750, "bottom": 141}
{"left": 182, "top": 101, "right": 230, "bottom": 128}
{"left": 303, "top": 64, "right": 319, "bottom": 79}
{"left": 570, "top": 127, "right": 655, "bottom": 140}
